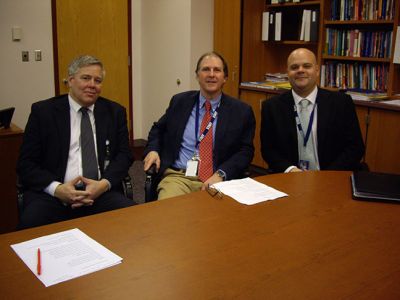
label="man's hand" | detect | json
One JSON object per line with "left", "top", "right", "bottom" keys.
{"left": 80, "top": 178, "right": 109, "bottom": 202}
{"left": 201, "top": 173, "right": 223, "bottom": 191}
{"left": 143, "top": 151, "right": 160, "bottom": 172}
{"left": 54, "top": 177, "right": 92, "bottom": 207}
{"left": 289, "top": 167, "right": 303, "bottom": 172}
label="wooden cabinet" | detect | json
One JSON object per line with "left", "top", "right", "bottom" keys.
{"left": 363, "top": 106, "right": 400, "bottom": 173}
{"left": 0, "top": 124, "right": 23, "bottom": 233}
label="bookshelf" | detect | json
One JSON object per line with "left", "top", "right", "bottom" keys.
{"left": 321, "top": 0, "right": 400, "bottom": 95}
{"left": 241, "top": 0, "right": 323, "bottom": 84}
{"left": 213, "top": 0, "right": 400, "bottom": 172}
{"left": 240, "top": 0, "right": 324, "bottom": 168}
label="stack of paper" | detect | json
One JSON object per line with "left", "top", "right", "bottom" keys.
{"left": 212, "top": 177, "right": 288, "bottom": 205}
{"left": 11, "top": 228, "right": 122, "bottom": 287}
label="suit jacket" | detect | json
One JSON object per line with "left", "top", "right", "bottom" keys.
{"left": 144, "top": 91, "right": 255, "bottom": 181}
{"left": 260, "top": 88, "right": 365, "bottom": 173}
{"left": 17, "top": 95, "right": 133, "bottom": 192}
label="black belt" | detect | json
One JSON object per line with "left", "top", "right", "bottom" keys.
{"left": 170, "top": 166, "right": 186, "bottom": 173}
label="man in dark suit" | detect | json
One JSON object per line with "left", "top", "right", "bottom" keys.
{"left": 143, "top": 52, "right": 255, "bottom": 199}
{"left": 17, "top": 55, "right": 135, "bottom": 229}
{"left": 261, "top": 48, "right": 364, "bottom": 173}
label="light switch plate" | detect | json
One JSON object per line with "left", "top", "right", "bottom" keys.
{"left": 34, "top": 50, "right": 42, "bottom": 61}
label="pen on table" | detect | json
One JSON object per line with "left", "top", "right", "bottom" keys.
{"left": 37, "top": 248, "right": 41, "bottom": 276}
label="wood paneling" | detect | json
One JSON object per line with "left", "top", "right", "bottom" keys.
{"left": 214, "top": 0, "right": 241, "bottom": 98}
{"left": 365, "top": 108, "right": 400, "bottom": 173}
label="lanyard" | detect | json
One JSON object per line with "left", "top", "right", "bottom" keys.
{"left": 195, "top": 99, "right": 220, "bottom": 150}
{"left": 294, "top": 102, "right": 316, "bottom": 147}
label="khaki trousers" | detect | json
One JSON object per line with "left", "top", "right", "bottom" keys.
{"left": 157, "top": 168, "right": 203, "bottom": 200}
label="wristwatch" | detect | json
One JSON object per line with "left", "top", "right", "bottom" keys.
{"left": 216, "top": 169, "right": 226, "bottom": 181}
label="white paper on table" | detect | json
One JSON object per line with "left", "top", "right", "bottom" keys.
{"left": 11, "top": 228, "right": 122, "bottom": 287}
{"left": 212, "top": 177, "right": 288, "bottom": 205}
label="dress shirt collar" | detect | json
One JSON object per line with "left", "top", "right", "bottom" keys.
{"left": 292, "top": 86, "right": 318, "bottom": 106}
{"left": 199, "top": 92, "right": 222, "bottom": 111}
{"left": 68, "top": 94, "right": 95, "bottom": 113}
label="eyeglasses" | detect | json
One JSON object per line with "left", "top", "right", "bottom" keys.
{"left": 206, "top": 185, "right": 224, "bottom": 199}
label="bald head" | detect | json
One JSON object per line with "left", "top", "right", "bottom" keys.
{"left": 287, "top": 48, "right": 317, "bottom": 66}
{"left": 287, "top": 48, "right": 319, "bottom": 97}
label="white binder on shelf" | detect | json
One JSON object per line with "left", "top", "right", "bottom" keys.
{"left": 262, "top": 12, "right": 270, "bottom": 41}
{"left": 275, "top": 12, "right": 282, "bottom": 41}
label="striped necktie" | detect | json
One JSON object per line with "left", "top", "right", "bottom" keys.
{"left": 198, "top": 100, "right": 213, "bottom": 182}
{"left": 80, "top": 107, "right": 98, "bottom": 179}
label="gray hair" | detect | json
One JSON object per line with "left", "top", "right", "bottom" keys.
{"left": 68, "top": 55, "right": 105, "bottom": 78}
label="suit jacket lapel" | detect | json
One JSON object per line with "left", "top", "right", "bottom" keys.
{"left": 282, "top": 92, "right": 298, "bottom": 155}
{"left": 174, "top": 93, "right": 198, "bottom": 148}
{"left": 316, "top": 88, "right": 330, "bottom": 149}
{"left": 94, "top": 99, "right": 108, "bottom": 169}
{"left": 214, "top": 93, "right": 230, "bottom": 154}
{"left": 54, "top": 96, "right": 71, "bottom": 173}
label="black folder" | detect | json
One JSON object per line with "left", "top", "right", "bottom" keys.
{"left": 351, "top": 171, "right": 400, "bottom": 202}
{"left": 0, "top": 107, "right": 15, "bottom": 129}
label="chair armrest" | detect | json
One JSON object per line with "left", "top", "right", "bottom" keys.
{"left": 122, "top": 175, "right": 134, "bottom": 200}
{"left": 145, "top": 164, "right": 158, "bottom": 202}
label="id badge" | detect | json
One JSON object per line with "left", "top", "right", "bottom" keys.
{"left": 185, "top": 159, "right": 199, "bottom": 177}
{"left": 299, "top": 160, "right": 310, "bottom": 171}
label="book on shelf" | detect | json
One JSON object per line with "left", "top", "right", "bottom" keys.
{"left": 346, "top": 90, "right": 389, "bottom": 101}
{"left": 241, "top": 81, "right": 291, "bottom": 90}
{"left": 321, "top": 62, "right": 389, "bottom": 91}
{"left": 330, "top": 0, "right": 395, "bottom": 21}
{"left": 325, "top": 29, "right": 393, "bottom": 58}
{"left": 394, "top": 26, "right": 400, "bottom": 64}
{"left": 264, "top": 72, "right": 289, "bottom": 82}
{"left": 380, "top": 99, "right": 400, "bottom": 107}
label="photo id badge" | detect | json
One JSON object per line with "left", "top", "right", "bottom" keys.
{"left": 185, "top": 159, "right": 199, "bottom": 177}
{"left": 299, "top": 160, "right": 310, "bottom": 171}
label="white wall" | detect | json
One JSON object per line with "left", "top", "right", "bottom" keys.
{"left": 0, "top": 0, "right": 214, "bottom": 140}
{"left": 0, "top": 0, "right": 55, "bottom": 129}
{"left": 133, "top": 0, "right": 214, "bottom": 139}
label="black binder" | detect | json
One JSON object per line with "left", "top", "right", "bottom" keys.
{"left": 351, "top": 171, "right": 400, "bottom": 202}
{"left": 310, "top": 9, "right": 319, "bottom": 42}
{"left": 0, "top": 107, "right": 15, "bottom": 129}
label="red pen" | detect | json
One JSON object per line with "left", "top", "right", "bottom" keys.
{"left": 37, "top": 248, "right": 41, "bottom": 276}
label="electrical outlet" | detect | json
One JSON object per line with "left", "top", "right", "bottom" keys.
{"left": 34, "top": 50, "right": 42, "bottom": 61}
{"left": 22, "top": 51, "right": 29, "bottom": 62}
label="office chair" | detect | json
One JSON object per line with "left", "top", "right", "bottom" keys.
{"left": 144, "top": 164, "right": 158, "bottom": 202}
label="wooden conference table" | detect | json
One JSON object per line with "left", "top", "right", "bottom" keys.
{"left": 1, "top": 171, "right": 399, "bottom": 299}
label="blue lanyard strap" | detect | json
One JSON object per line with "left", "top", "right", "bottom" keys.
{"left": 294, "top": 102, "right": 316, "bottom": 147}
{"left": 195, "top": 100, "right": 220, "bottom": 150}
